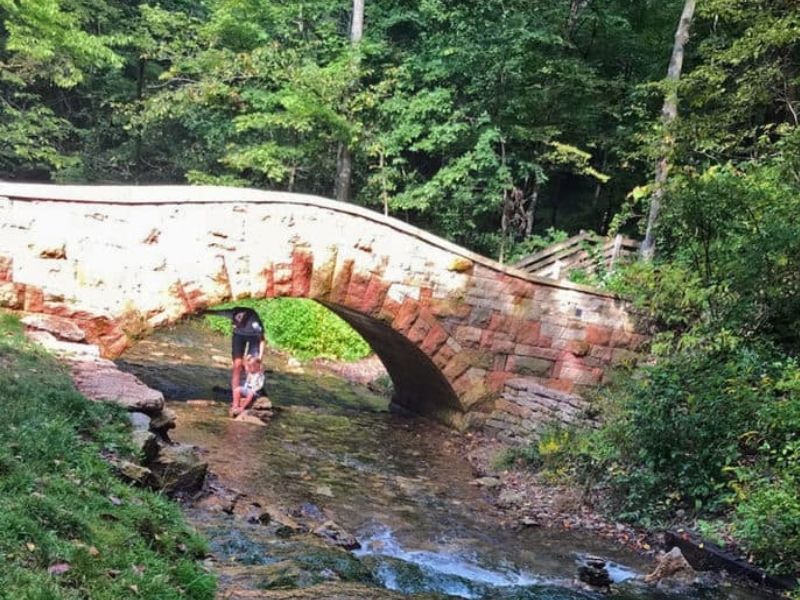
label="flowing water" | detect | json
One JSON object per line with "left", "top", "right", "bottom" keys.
{"left": 118, "top": 319, "right": 779, "bottom": 600}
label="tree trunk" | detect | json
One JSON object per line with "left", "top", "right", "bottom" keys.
{"left": 566, "top": 0, "right": 590, "bottom": 40}
{"left": 640, "top": 0, "right": 696, "bottom": 260}
{"left": 334, "top": 0, "right": 365, "bottom": 202}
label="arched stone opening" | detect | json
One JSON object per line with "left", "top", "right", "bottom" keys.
{"left": 317, "top": 300, "right": 461, "bottom": 425}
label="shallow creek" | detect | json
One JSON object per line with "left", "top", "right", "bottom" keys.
{"left": 118, "top": 320, "right": 777, "bottom": 600}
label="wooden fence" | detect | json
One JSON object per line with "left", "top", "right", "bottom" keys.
{"left": 514, "top": 232, "right": 640, "bottom": 280}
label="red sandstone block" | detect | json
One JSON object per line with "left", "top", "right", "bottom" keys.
{"left": 488, "top": 313, "right": 506, "bottom": 333}
{"left": 546, "top": 378, "right": 575, "bottom": 394}
{"left": 377, "top": 296, "right": 401, "bottom": 323}
{"left": 487, "top": 371, "right": 513, "bottom": 394}
{"left": 291, "top": 250, "right": 313, "bottom": 297}
{"left": 418, "top": 286, "right": 433, "bottom": 306}
{"left": 505, "top": 278, "right": 535, "bottom": 299}
{"left": 361, "top": 277, "right": 390, "bottom": 316}
{"left": 407, "top": 314, "right": 432, "bottom": 345}
{"left": 479, "top": 329, "right": 494, "bottom": 348}
{"left": 24, "top": 286, "right": 44, "bottom": 313}
{"left": 104, "top": 334, "right": 130, "bottom": 359}
{"left": 585, "top": 324, "right": 613, "bottom": 346}
{"left": 329, "top": 259, "right": 354, "bottom": 304}
{"left": 420, "top": 323, "right": 449, "bottom": 355}
{"left": 432, "top": 343, "right": 456, "bottom": 369}
{"left": 558, "top": 364, "right": 602, "bottom": 385}
{"left": 442, "top": 355, "right": 471, "bottom": 380}
{"left": 609, "top": 328, "right": 633, "bottom": 348}
{"left": 344, "top": 271, "right": 370, "bottom": 308}
{"left": 515, "top": 321, "right": 540, "bottom": 345}
{"left": 393, "top": 299, "right": 419, "bottom": 334}
{"left": 0, "top": 255, "right": 12, "bottom": 282}
{"left": 261, "top": 265, "right": 276, "bottom": 298}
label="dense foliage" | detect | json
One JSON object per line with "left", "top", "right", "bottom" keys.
{"left": 0, "top": 313, "right": 215, "bottom": 599}
{"left": 203, "top": 298, "right": 371, "bottom": 362}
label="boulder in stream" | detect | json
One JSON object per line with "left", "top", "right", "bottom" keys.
{"left": 149, "top": 443, "right": 208, "bottom": 496}
{"left": 576, "top": 556, "right": 613, "bottom": 589}
{"left": 645, "top": 547, "right": 697, "bottom": 584}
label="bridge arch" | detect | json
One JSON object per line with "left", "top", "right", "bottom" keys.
{"left": 0, "top": 183, "right": 645, "bottom": 433}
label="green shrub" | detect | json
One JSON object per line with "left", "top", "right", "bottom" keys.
{"left": 203, "top": 298, "right": 371, "bottom": 362}
{"left": 731, "top": 477, "right": 800, "bottom": 574}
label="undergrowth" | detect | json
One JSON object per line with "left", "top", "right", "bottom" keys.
{"left": 0, "top": 311, "right": 215, "bottom": 599}
{"left": 203, "top": 298, "right": 371, "bottom": 362}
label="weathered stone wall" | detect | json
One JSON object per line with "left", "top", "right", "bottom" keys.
{"left": 0, "top": 183, "right": 645, "bottom": 435}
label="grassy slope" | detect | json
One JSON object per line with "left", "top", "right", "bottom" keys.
{"left": 0, "top": 312, "right": 215, "bottom": 599}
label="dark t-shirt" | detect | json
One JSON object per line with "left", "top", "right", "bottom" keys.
{"left": 206, "top": 307, "right": 264, "bottom": 337}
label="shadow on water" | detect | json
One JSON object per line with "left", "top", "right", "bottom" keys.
{"left": 117, "top": 320, "right": 779, "bottom": 600}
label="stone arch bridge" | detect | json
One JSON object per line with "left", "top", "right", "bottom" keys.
{"left": 0, "top": 183, "right": 644, "bottom": 437}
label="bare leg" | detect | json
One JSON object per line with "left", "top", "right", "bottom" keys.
{"left": 240, "top": 391, "right": 255, "bottom": 412}
{"left": 230, "top": 357, "right": 243, "bottom": 416}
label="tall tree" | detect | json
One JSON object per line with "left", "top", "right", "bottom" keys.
{"left": 640, "top": 0, "right": 697, "bottom": 260}
{"left": 334, "top": 0, "right": 364, "bottom": 203}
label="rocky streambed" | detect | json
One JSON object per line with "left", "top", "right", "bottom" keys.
{"left": 102, "top": 319, "right": 781, "bottom": 600}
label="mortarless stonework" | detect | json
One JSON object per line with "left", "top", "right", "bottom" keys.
{"left": 0, "top": 183, "right": 646, "bottom": 436}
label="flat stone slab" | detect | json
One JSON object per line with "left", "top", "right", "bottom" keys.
{"left": 22, "top": 313, "right": 86, "bottom": 342}
{"left": 25, "top": 329, "right": 164, "bottom": 414}
{"left": 69, "top": 359, "right": 164, "bottom": 414}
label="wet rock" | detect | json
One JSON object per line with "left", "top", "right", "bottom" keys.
{"left": 149, "top": 407, "right": 177, "bottom": 436}
{"left": 128, "top": 411, "right": 151, "bottom": 432}
{"left": 131, "top": 429, "right": 159, "bottom": 464}
{"left": 235, "top": 412, "right": 268, "bottom": 426}
{"left": 472, "top": 476, "right": 502, "bottom": 489}
{"left": 149, "top": 443, "right": 207, "bottom": 496}
{"left": 116, "top": 460, "right": 157, "bottom": 487}
{"left": 645, "top": 547, "right": 696, "bottom": 584}
{"left": 233, "top": 501, "right": 274, "bottom": 525}
{"left": 312, "top": 520, "right": 361, "bottom": 551}
{"left": 576, "top": 556, "right": 613, "bottom": 588}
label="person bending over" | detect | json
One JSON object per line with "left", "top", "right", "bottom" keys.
{"left": 202, "top": 306, "right": 265, "bottom": 415}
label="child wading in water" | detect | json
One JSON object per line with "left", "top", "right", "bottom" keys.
{"left": 232, "top": 356, "right": 265, "bottom": 417}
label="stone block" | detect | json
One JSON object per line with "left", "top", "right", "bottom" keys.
{"left": 344, "top": 271, "right": 370, "bottom": 308}
{"left": 290, "top": 249, "right": 313, "bottom": 296}
{"left": 454, "top": 325, "right": 483, "bottom": 347}
{"left": 393, "top": 299, "right": 419, "bottom": 334}
{"left": 329, "top": 258, "right": 354, "bottom": 304}
{"left": 514, "top": 345, "right": 560, "bottom": 361}
{"left": 0, "top": 282, "right": 25, "bottom": 308}
{"left": 420, "top": 323, "right": 449, "bottom": 355}
{"left": 515, "top": 321, "right": 540, "bottom": 345}
{"left": 407, "top": 314, "right": 432, "bottom": 345}
{"left": 0, "top": 255, "right": 11, "bottom": 282}
{"left": 360, "top": 276, "right": 390, "bottom": 315}
{"left": 507, "top": 356, "right": 554, "bottom": 377}
{"left": 585, "top": 324, "right": 613, "bottom": 346}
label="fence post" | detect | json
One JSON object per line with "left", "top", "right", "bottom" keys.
{"left": 609, "top": 234, "right": 624, "bottom": 270}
